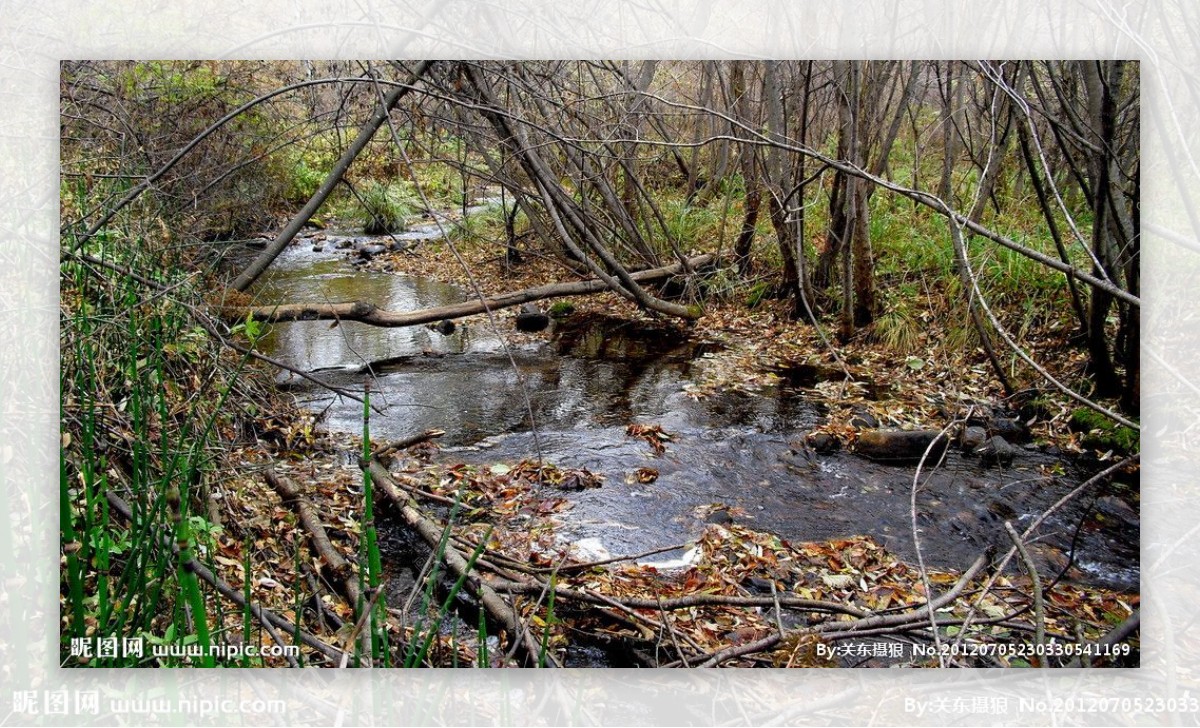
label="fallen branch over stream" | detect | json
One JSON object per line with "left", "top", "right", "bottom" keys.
{"left": 232, "top": 254, "right": 714, "bottom": 327}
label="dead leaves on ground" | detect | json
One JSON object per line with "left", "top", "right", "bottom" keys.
{"left": 632, "top": 467, "right": 659, "bottom": 484}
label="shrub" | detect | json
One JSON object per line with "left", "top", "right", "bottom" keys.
{"left": 357, "top": 180, "right": 417, "bottom": 234}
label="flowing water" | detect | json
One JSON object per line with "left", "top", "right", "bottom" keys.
{"left": 250, "top": 222, "right": 1139, "bottom": 593}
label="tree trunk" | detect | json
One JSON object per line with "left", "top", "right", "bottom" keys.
{"left": 763, "top": 61, "right": 802, "bottom": 303}
{"left": 792, "top": 61, "right": 818, "bottom": 323}
{"left": 849, "top": 62, "right": 876, "bottom": 327}
{"left": 940, "top": 61, "right": 1013, "bottom": 394}
{"left": 729, "top": 61, "right": 759, "bottom": 276}
{"left": 850, "top": 176, "right": 876, "bottom": 326}
{"left": 1081, "top": 60, "right": 1122, "bottom": 397}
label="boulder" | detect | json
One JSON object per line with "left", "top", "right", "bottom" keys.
{"left": 854, "top": 429, "right": 950, "bottom": 463}
{"left": 515, "top": 303, "right": 551, "bottom": 332}
{"left": 976, "top": 436, "right": 1015, "bottom": 467}
{"left": 958, "top": 426, "right": 988, "bottom": 455}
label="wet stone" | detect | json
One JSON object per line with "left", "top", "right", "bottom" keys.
{"left": 1095, "top": 495, "right": 1139, "bottom": 528}
{"left": 805, "top": 432, "right": 841, "bottom": 454}
{"left": 705, "top": 509, "right": 734, "bottom": 526}
{"left": 743, "top": 577, "right": 776, "bottom": 595}
{"left": 515, "top": 303, "right": 551, "bottom": 333}
{"left": 989, "top": 417, "right": 1030, "bottom": 443}
{"left": 854, "top": 429, "right": 950, "bottom": 463}
{"left": 958, "top": 426, "right": 988, "bottom": 454}
{"left": 976, "top": 436, "right": 1016, "bottom": 467}
{"left": 849, "top": 407, "right": 879, "bottom": 429}
{"left": 357, "top": 244, "right": 388, "bottom": 258}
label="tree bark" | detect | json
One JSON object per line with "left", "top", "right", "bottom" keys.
{"left": 729, "top": 61, "right": 759, "bottom": 276}
{"left": 763, "top": 61, "right": 802, "bottom": 302}
{"left": 266, "top": 470, "right": 365, "bottom": 616}
{"left": 1081, "top": 60, "right": 1123, "bottom": 398}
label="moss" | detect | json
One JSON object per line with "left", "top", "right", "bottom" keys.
{"left": 548, "top": 301, "right": 575, "bottom": 318}
{"left": 1070, "top": 408, "right": 1139, "bottom": 454}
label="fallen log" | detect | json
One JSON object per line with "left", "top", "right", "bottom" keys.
{"left": 266, "top": 470, "right": 364, "bottom": 615}
{"left": 363, "top": 458, "right": 558, "bottom": 667}
{"left": 232, "top": 254, "right": 714, "bottom": 327}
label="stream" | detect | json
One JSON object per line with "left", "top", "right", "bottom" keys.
{"left": 249, "top": 216, "right": 1140, "bottom": 594}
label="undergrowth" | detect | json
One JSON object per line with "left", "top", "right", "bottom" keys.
{"left": 60, "top": 214, "right": 268, "bottom": 665}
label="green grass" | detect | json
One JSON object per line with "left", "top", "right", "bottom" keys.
{"left": 449, "top": 199, "right": 514, "bottom": 244}
{"left": 634, "top": 192, "right": 730, "bottom": 259}
{"left": 61, "top": 193, "right": 267, "bottom": 665}
{"left": 357, "top": 180, "right": 418, "bottom": 234}
{"left": 360, "top": 386, "right": 389, "bottom": 664}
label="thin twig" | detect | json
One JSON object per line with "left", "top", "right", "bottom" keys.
{"left": 1004, "top": 521, "right": 1046, "bottom": 665}
{"left": 337, "top": 583, "right": 389, "bottom": 668}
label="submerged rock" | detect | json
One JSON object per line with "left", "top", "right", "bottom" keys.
{"left": 958, "top": 426, "right": 988, "bottom": 455}
{"left": 427, "top": 319, "right": 456, "bottom": 336}
{"left": 976, "top": 436, "right": 1016, "bottom": 467}
{"left": 805, "top": 432, "right": 841, "bottom": 454}
{"left": 854, "top": 429, "right": 950, "bottom": 463}
{"left": 356, "top": 243, "right": 388, "bottom": 258}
